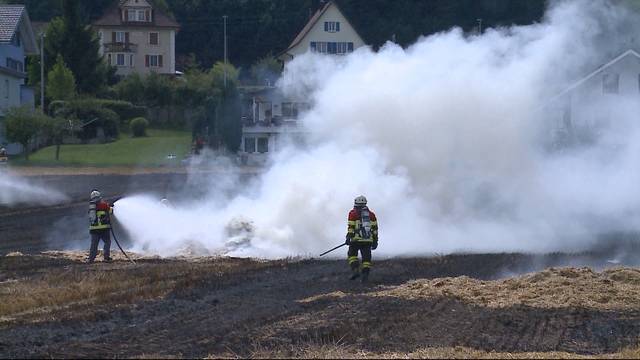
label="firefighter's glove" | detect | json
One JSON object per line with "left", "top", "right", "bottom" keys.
{"left": 372, "top": 241, "right": 378, "bottom": 250}
{"left": 345, "top": 234, "right": 352, "bottom": 246}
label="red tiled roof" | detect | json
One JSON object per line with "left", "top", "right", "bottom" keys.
{"left": 93, "top": 2, "right": 179, "bottom": 29}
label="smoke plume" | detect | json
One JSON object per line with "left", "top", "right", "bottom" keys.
{"left": 116, "top": 0, "right": 640, "bottom": 258}
{"left": 0, "top": 170, "right": 68, "bottom": 206}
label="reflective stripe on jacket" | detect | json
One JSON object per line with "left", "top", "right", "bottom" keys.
{"left": 89, "top": 200, "right": 113, "bottom": 231}
{"left": 347, "top": 207, "right": 378, "bottom": 243}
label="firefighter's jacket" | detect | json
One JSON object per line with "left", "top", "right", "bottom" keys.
{"left": 89, "top": 200, "right": 113, "bottom": 232}
{"left": 347, "top": 207, "right": 378, "bottom": 243}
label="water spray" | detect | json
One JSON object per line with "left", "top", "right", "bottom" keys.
{"left": 111, "top": 198, "right": 136, "bottom": 264}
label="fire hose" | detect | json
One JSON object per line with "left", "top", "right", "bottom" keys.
{"left": 110, "top": 227, "right": 136, "bottom": 265}
{"left": 319, "top": 243, "right": 347, "bottom": 257}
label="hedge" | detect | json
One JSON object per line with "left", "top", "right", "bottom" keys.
{"left": 50, "top": 98, "right": 146, "bottom": 124}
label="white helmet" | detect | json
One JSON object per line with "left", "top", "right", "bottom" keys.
{"left": 354, "top": 195, "right": 367, "bottom": 207}
{"left": 160, "top": 198, "right": 171, "bottom": 207}
{"left": 90, "top": 190, "right": 101, "bottom": 201}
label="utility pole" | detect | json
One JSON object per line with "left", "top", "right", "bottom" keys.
{"left": 223, "top": 15, "right": 228, "bottom": 88}
{"left": 477, "top": 18, "right": 483, "bottom": 34}
{"left": 40, "top": 32, "right": 45, "bottom": 114}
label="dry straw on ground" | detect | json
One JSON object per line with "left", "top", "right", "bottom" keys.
{"left": 372, "top": 267, "right": 640, "bottom": 310}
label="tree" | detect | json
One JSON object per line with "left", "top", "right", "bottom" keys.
{"left": 215, "top": 84, "right": 241, "bottom": 152}
{"left": 250, "top": 55, "right": 282, "bottom": 86}
{"left": 113, "top": 73, "right": 146, "bottom": 105}
{"left": 41, "top": 116, "right": 69, "bottom": 160}
{"left": 5, "top": 107, "right": 45, "bottom": 160}
{"left": 210, "top": 61, "right": 239, "bottom": 88}
{"left": 46, "top": 55, "right": 76, "bottom": 101}
{"left": 42, "top": 0, "right": 111, "bottom": 94}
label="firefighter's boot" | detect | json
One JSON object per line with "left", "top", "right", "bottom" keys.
{"left": 350, "top": 263, "right": 360, "bottom": 280}
{"left": 361, "top": 268, "right": 370, "bottom": 283}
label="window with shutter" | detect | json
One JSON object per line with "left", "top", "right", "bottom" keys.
{"left": 125, "top": 32, "right": 130, "bottom": 44}
{"left": 145, "top": 55, "right": 150, "bottom": 67}
{"left": 112, "top": 32, "right": 116, "bottom": 43}
{"left": 244, "top": 137, "right": 256, "bottom": 153}
{"left": 257, "top": 138, "right": 268, "bottom": 153}
{"left": 147, "top": 55, "right": 161, "bottom": 67}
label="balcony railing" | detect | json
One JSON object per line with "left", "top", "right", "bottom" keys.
{"left": 242, "top": 115, "right": 300, "bottom": 128}
{"left": 104, "top": 42, "right": 138, "bottom": 53}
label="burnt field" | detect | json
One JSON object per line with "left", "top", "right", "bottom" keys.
{"left": 1, "top": 172, "right": 640, "bottom": 358}
{"left": 1, "top": 253, "right": 639, "bottom": 358}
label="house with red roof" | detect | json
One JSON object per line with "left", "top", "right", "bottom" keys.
{"left": 93, "top": 0, "right": 180, "bottom": 76}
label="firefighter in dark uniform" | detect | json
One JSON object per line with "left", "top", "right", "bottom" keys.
{"left": 87, "top": 189, "right": 114, "bottom": 263}
{"left": 345, "top": 195, "right": 379, "bottom": 282}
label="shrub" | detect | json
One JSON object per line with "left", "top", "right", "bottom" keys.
{"left": 130, "top": 117, "right": 149, "bottom": 137}
{"left": 73, "top": 107, "right": 120, "bottom": 141}
{"left": 101, "top": 100, "right": 146, "bottom": 123}
{"left": 51, "top": 99, "right": 146, "bottom": 124}
{"left": 97, "top": 108, "right": 120, "bottom": 138}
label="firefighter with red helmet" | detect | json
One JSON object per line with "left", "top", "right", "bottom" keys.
{"left": 345, "top": 195, "right": 379, "bottom": 282}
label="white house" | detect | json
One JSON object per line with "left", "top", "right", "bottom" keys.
{"left": 0, "top": 5, "right": 38, "bottom": 154}
{"left": 239, "top": 86, "right": 310, "bottom": 164}
{"left": 277, "top": 0, "right": 366, "bottom": 65}
{"left": 546, "top": 49, "right": 640, "bottom": 147}
{"left": 240, "top": 1, "right": 366, "bottom": 164}
{"left": 93, "top": 0, "right": 179, "bottom": 76}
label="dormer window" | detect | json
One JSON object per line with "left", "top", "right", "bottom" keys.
{"left": 124, "top": 7, "right": 151, "bottom": 22}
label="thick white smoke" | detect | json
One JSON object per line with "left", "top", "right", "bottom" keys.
{"left": 116, "top": 0, "right": 640, "bottom": 258}
{"left": 0, "top": 170, "right": 68, "bottom": 206}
